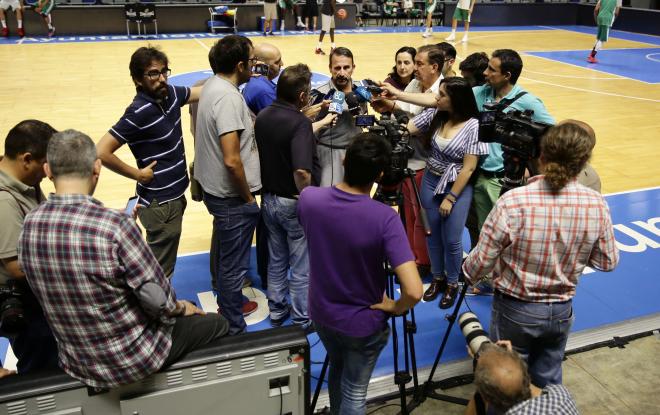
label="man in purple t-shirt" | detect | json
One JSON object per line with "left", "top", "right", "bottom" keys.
{"left": 298, "top": 133, "right": 422, "bottom": 414}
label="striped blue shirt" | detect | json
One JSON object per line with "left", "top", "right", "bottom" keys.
{"left": 109, "top": 84, "right": 191, "bottom": 205}
{"left": 413, "top": 112, "right": 488, "bottom": 194}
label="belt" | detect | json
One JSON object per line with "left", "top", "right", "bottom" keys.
{"left": 480, "top": 169, "right": 505, "bottom": 179}
{"left": 495, "top": 290, "right": 572, "bottom": 305}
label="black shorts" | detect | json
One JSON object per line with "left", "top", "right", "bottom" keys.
{"left": 303, "top": 0, "right": 318, "bottom": 18}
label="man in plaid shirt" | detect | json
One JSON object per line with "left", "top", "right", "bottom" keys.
{"left": 18, "top": 130, "right": 229, "bottom": 388}
{"left": 468, "top": 341, "right": 579, "bottom": 415}
{"left": 463, "top": 122, "right": 619, "bottom": 388}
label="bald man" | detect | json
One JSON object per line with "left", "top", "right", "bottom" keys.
{"left": 467, "top": 342, "right": 579, "bottom": 415}
{"left": 242, "top": 43, "right": 284, "bottom": 115}
{"left": 559, "top": 119, "right": 601, "bottom": 193}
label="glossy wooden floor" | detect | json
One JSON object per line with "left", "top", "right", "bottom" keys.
{"left": 1, "top": 28, "right": 658, "bottom": 254}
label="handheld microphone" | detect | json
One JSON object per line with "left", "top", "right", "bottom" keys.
{"left": 362, "top": 79, "right": 383, "bottom": 95}
{"left": 354, "top": 85, "right": 373, "bottom": 103}
{"left": 328, "top": 91, "right": 345, "bottom": 115}
{"left": 345, "top": 92, "right": 362, "bottom": 116}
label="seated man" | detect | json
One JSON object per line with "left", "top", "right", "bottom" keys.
{"left": 467, "top": 341, "right": 579, "bottom": 415}
{"left": 18, "top": 130, "right": 229, "bottom": 388}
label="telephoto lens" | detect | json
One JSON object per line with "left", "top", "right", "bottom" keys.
{"left": 458, "top": 312, "right": 491, "bottom": 356}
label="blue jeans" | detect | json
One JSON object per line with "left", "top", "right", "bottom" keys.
{"left": 261, "top": 193, "right": 310, "bottom": 326}
{"left": 490, "top": 292, "right": 574, "bottom": 387}
{"left": 420, "top": 170, "right": 473, "bottom": 284}
{"left": 203, "top": 192, "right": 260, "bottom": 335}
{"left": 315, "top": 322, "right": 390, "bottom": 415}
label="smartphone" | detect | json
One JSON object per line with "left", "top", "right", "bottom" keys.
{"left": 125, "top": 196, "right": 139, "bottom": 216}
{"left": 251, "top": 63, "right": 269, "bottom": 76}
{"left": 355, "top": 114, "right": 376, "bottom": 127}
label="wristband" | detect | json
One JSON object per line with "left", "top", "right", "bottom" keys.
{"left": 449, "top": 191, "right": 459, "bottom": 200}
{"left": 445, "top": 196, "right": 456, "bottom": 205}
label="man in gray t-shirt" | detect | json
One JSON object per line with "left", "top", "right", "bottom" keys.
{"left": 194, "top": 35, "right": 262, "bottom": 335}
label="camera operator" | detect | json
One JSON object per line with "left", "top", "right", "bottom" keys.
{"left": 0, "top": 120, "right": 58, "bottom": 374}
{"left": 298, "top": 133, "right": 423, "bottom": 413}
{"left": 310, "top": 47, "right": 367, "bottom": 186}
{"left": 466, "top": 341, "right": 579, "bottom": 415}
{"left": 18, "top": 130, "right": 229, "bottom": 388}
{"left": 462, "top": 122, "right": 620, "bottom": 388}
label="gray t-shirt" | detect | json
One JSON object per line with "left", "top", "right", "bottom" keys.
{"left": 194, "top": 75, "right": 262, "bottom": 198}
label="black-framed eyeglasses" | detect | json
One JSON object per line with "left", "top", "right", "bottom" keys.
{"left": 144, "top": 68, "right": 171, "bottom": 80}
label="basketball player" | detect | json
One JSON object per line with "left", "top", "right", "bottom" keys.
{"left": 0, "top": 0, "right": 24, "bottom": 38}
{"left": 446, "top": 0, "right": 475, "bottom": 43}
{"left": 316, "top": 0, "right": 336, "bottom": 55}
{"left": 422, "top": 0, "right": 436, "bottom": 38}
{"left": 34, "top": 0, "right": 55, "bottom": 37}
{"left": 588, "top": 0, "right": 621, "bottom": 63}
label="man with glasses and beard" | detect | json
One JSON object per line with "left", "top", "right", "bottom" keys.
{"left": 97, "top": 46, "right": 202, "bottom": 280}
{"left": 194, "top": 35, "right": 262, "bottom": 335}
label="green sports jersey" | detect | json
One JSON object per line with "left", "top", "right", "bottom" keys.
{"left": 597, "top": 0, "right": 621, "bottom": 27}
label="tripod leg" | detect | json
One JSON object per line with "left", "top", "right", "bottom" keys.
{"left": 424, "top": 283, "right": 469, "bottom": 391}
{"left": 310, "top": 354, "right": 330, "bottom": 413}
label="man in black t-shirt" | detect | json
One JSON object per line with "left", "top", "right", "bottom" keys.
{"left": 316, "top": 0, "right": 336, "bottom": 55}
{"left": 254, "top": 64, "right": 320, "bottom": 330}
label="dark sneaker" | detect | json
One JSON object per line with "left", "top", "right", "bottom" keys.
{"left": 587, "top": 55, "right": 598, "bottom": 64}
{"left": 1, "top": 28, "right": 8, "bottom": 38}
{"left": 315, "top": 47, "right": 325, "bottom": 55}
{"left": 17, "top": 28, "right": 25, "bottom": 38}
{"left": 48, "top": 27, "right": 56, "bottom": 38}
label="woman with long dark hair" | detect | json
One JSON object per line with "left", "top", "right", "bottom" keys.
{"left": 384, "top": 46, "right": 416, "bottom": 91}
{"left": 407, "top": 77, "right": 488, "bottom": 308}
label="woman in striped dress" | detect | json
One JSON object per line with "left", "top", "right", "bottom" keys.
{"left": 408, "top": 77, "right": 488, "bottom": 309}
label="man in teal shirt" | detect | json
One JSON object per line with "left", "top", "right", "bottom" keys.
{"left": 472, "top": 49, "right": 555, "bottom": 232}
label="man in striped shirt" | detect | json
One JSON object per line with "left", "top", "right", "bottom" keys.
{"left": 463, "top": 122, "right": 619, "bottom": 388}
{"left": 97, "top": 46, "right": 201, "bottom": 278}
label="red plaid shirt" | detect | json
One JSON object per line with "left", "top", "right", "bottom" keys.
{"left": 463, "top": 176, "right": 619, "bottom": 302}
{"left": 18, "top": 194, "right": 177, "bottom": 388}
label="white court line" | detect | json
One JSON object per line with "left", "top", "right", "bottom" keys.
{"left": 523, "top": 53, "right": 658, "bottom": 85}
{"left": 523, "top": 68, "right": 624, "bottom": 80}
{"left": 521, "top": 76, "right": 660, "bottom": 102}
{"left": 194, "top": 37, "right": 210, "bottom": 51}
{"left": 647, "top": 53, "right": 660, "bottom": 63}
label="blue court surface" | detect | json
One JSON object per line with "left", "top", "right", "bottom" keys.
{"left": 3, "top": 186, "right": 658, "bottom": 391}
{"left": 526, "top": 47, "right": 660, "bottom": 84}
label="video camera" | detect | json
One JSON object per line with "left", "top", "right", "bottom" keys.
{"left": 356, "top": 113, "right": 413, "bottom": 204}
{"left": 478, "top": 97, "right": 552, "bottom": 195}
{"left": 0, "top": 279, "right": 27, "bottom": 334}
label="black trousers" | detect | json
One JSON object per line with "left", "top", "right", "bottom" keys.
{"left": 162, "top": 313, "right": 229, "bottom": 368}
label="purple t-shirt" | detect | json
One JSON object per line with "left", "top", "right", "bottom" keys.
{"left": 297, "top": 186, "right": 414, "bottom": 337}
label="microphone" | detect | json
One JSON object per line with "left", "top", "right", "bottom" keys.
{"left": 328, "top": 91, "right": 345, "bottom": 115}
{"left": 345, "top": 92, "right": 362, "bottom": 116}
{"left": 354, "top": 85, "right": 372, "bottom": 103}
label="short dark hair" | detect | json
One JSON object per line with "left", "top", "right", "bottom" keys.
{"left": 208, "top": 44, "right": 219, "bottom": 74}
{"left": 459, "top": 52, "right": 489, "bottom": 86}
{"left": 129, "top": 46, "right": 168, "bottom": 82}
{"left": 436, "top": 41, "right": 457, "bottom": 60}
{"left": 417, "top": 45, "right": 445, "bottom": 69}
{"left": 277, "top": 64, "right": 312, "bottom": 104}
{"left": 329, "top": 46, "right": 354, "bottom": 66}
{"left": 343, "top": 133, "right": 391, "bottom": 187}
{"left": 438, "top": 77, "right": 480, "bottom": 123}
{"left": 212, "top": 35, "right": 253, "bottom": 75}
{"left": 3, "top": 120, "right": 57, "bottom": 160}
{"left": 492, "top": 49, "right": 523, "bottom": 85}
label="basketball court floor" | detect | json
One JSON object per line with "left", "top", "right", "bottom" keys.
{"left": 1, "top": 24, "right": 659, "bottom": 401}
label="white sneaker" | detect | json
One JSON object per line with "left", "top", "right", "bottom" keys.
{"left": 445, "top": 33, "right": 456, "bottom": 41}
{"left": 422, "top": 31, "right": 431, "bottom": 38}
{"left": 461, "top": 34, "right": 468, "bottom": 42}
